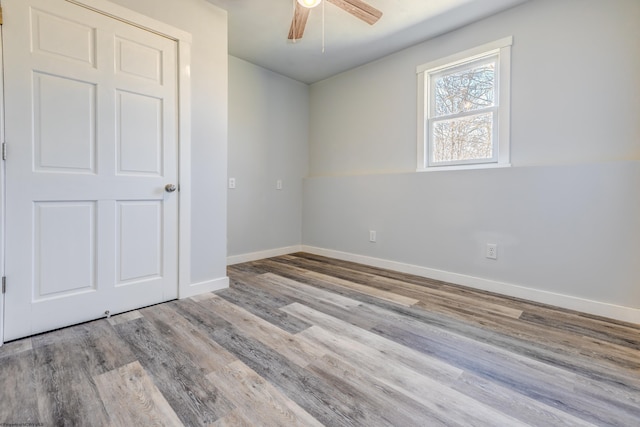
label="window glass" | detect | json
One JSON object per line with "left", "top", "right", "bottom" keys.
{"left": 432, "top": 112, "right": 493, "bottom": 163}
{"left": 434, "top": 60, "right": 495, "bottom": 117}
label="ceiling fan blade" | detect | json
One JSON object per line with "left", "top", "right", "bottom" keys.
{"left": 326, "top": 0, "right": 383, "bottom": 25}
{"left": 288, "top": 2, "right": 311, "bottom": 40}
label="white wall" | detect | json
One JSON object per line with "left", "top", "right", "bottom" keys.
{"left": 304, "top": 0, "right": 640, "bottom": 320}
{"left": 227, "top": 57, "right": 309, "bottom": 262}
{"left": 110, "top": 0, "right": 229, "bottom": 288}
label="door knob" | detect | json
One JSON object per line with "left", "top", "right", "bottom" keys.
{"left": 165, "top": 184, "right": 177, "bottom": 193}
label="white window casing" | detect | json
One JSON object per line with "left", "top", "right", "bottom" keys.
{"left": 417, "top": 37, "right": 512, "bottom": 171}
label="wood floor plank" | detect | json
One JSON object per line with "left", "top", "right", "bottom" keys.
{"left": 413, "top": 298, "right": 640, "bottom": 371}
{"left": 217, "top": 278, "right": 312, "bottom": 333}
{"left": 0, "top": 351, "right": 40, "bottom": 425}
{"left": 361, "top": 300, "right": 640, "bottom": 393}
{"left": 299, "top": 324, "right": 526, "bottom": 426}
{"left": 280, "top": 254, "right": 523, "bottom": 318}
{"left": 227, "top": 261, "right": 272, "bottom": 276}
{"left": 171, "top": 298, "right": 368, "bottom": 425}
{"left": 306, "top": 353, "right": 451, "bottom": 427}
{"left": 287, "top": 252, "right": 588, "bottom": 328}
{"left": 207, "top": 360, "right": 323, "bottom": 427}
{"left": 408, "top": 294, "right": 640, "bottom": 378}
{"left": 0, "top": 337, "right": 32, "bottom": 359}
{"left": 278, "top": 271, "right": 640, "bottom": 394}
{"left": 451, "top": 371, "right": 597, "bottom": 427}
{"left": 32, "top": 319, "right": 137, "bottom": 377}
{"left": 281, "top": 289, "right": 640, "bottom": 425}
{"left": 260, "top": 258, "right": 420, "bottom": 307}
{"left": 290, "top": 252, "right": 640, "bottom": 344}
{"left": 257, "top": 259, "right": 532, "bottom": 339}
{"left": 171, "top": 298, "right": 412, "bottom": 426}
{"left": 94, "top": 361, "right": 184, "bottom": 427}
{"left": 189, "top": 291, "right": 218, "bottom": 302}
{"left": 576, "top": 336, "right": 640, "bottom": 370}
{"left": 277, "top": 255, "right": 527, "bottom": 326}
{"left": 251, "top": 259, "right": 375, "bottom": 304}
{"left": 33, "top": 337, "right": 111, "bottom": 426}
{"left": 107, "top": 310, "right": 143, "bottom": 326}
{"left": 198, "top": 295, "right": 327, "bottom": 368}
{"left": 260, "top": 272, "right": 363, "bottom": 309}
{"left": 281, "top": 302, "right": 463, "bottom": 383}
{"left": 370, "top": 322, "right": 639, "bottom": 426}
{"left": 520, "top": 310, "right": 640, "bottom": 350}
{"left": 210, "top": 408, "right": 255, "bottom": 427}
{"left": 572, "top": 374, "right": 640, "bottom": 418}
{"left": 300, "top": 269, "right": 420, "bottom": 307}
{"left": 113, "top": 314, "right": 235, "bottom": 426}
{"left": 263, "top": 262, "right": 640, "bottom": 400}
{"left": 140, "top": 302, "right": 237, "bottom": 375}
{"left": 248, "top": 271, "right": 380, "bottom": 330}
{"left": 29, "top": 319, "right": 136, "bottom": 426}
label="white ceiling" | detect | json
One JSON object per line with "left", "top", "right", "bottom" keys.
{"left": 205, "top": 0, "right": 528, "bottom": 84}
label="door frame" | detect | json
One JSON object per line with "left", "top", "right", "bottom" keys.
{"left": 0, "top": 0, "right": 193, "bottom": 344}
{"left": 0, "top": 14, "right": 5, "bottom": 345}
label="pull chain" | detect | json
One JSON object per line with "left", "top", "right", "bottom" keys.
{"left": 322, "top": 0, "right": 325, "bottom": 53}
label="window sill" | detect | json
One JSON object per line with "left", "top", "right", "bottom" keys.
{"left": 417, "top": 163, "right": 512, "bottom": 173}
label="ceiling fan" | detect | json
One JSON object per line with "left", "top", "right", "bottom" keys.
{"left": 288, "top": 0, "right": 383, "bottom": 40}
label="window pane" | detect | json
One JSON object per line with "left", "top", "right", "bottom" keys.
{"left": 434, "top": 61, "right": 495, "bottom": 117}
{"left": 431, "top": 112, "right": 493, "bottom": 163}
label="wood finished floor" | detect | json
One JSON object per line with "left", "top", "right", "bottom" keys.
{"left": 1, "top": 252, "right": 639, "bottom": 426}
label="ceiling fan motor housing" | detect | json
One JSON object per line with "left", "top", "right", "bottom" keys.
{"left": 298, "top": 0, "right": 322, "bottom": 8}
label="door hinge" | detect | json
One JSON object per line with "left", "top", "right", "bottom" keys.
{"left": 0, "top": 7, "right": 3, "bottom": 25}
{"left": 2, "top": 143, "right": 6, "bottom": 160}
{"left": 2, "top": 277, "right": 5, "bottom": 294}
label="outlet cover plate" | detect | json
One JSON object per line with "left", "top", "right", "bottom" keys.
{"left": 486, "top": 243, "right": 497, "bottom": 260}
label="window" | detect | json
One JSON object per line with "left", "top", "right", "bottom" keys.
{"left": 417, "top": 37, "right": 512, "bottom": 170}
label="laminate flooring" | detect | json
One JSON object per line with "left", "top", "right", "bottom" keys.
{"left": 1, "top": 252, "right": 639, "bottom": 426}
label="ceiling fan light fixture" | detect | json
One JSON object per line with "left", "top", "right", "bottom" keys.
{"left": 297, "top": 0, "right": 321, "bottom": 9}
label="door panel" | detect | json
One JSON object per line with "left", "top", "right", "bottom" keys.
{"left": 117, "top": 201, "right": 162, "bottom": 284}
{"left": 3, "top": 0, "right": 179, "bottom": 340}
{"left": 34, "top": 73, "right": 97, "bottom": 172}
{"left": 31, "top": 9, "right": 96, "bottom": 66}
{"left": 116, "top": 37, "right": 162, "bottom": 82}
{"left": 117, "top": 91, "right": 162, "bottom": 175}
{"left": 34, "top": 202, "right": 97, "bottom": 298}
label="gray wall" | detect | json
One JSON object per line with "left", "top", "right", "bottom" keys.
{"left": 304, "top": 0, "right": 640, "bottom": 309}
{"left": 227, "top": 57, "right": 309, "bottom": 257}
{"left": 110, "top": 0, "right": 229, "bottom": 285}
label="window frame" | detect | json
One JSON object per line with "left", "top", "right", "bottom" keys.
{"left": 417, "top": 37, "right": 513, "bottom": 171}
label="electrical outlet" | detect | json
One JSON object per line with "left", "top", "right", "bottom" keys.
{"left": 228, "top": 177, "right": 236, "bottom": 189}
{"left": 369, "top": 230, "right": 377, "bottom": 242}
{"left": 486, "top": 243, "right": 497, "bottom": 260}
{"left": 276, "top": 179, "right": 283, "bottom": 190}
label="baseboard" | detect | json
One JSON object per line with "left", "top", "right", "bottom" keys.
{"left": 227, "top": 245, "right": 302, "bottom": 266}
{"left": 179, "top": 276, "right": 229, "bottom": 299}
{"left": 301, "top": 245, "right": 640, "bottom": 325}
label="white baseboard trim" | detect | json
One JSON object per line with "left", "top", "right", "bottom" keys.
{"left": 179, "top": 276, "right": 229, "bottom": 299}
{"left": 301, "top": 245, "right": 640, "bottom": 325}
{"left": 227, "top": 245, "right": 302, "bottom": 266}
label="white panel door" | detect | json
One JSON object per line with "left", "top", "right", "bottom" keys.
{"left": 3, "top": 0, "right": 179, "bottom": 340}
